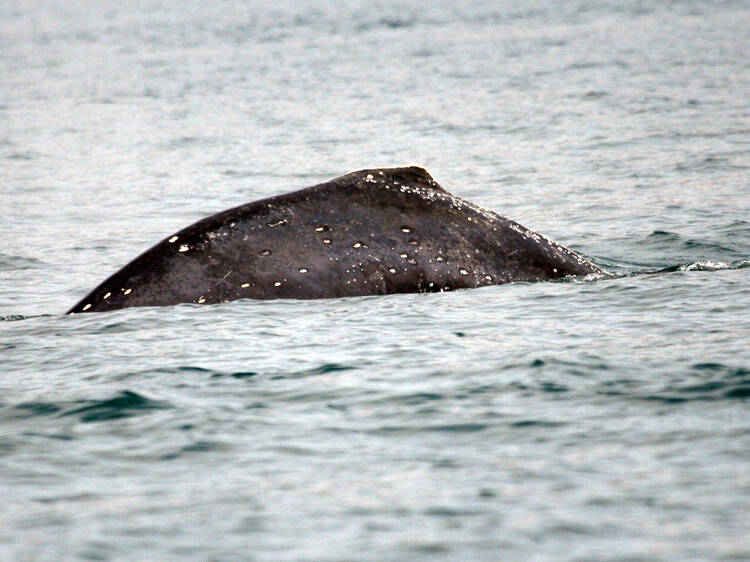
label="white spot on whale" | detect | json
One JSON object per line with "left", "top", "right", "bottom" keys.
{"left": 168, "top": 236, "right": 178, "bottom": 243}
{"left": 241, "top": 283, "right": 250, "bottom": 288}
{"left": 388, "top": 268, "right": 396, "bottom": 274}
{"left": 322, "top": 238, "right": 331, "bottom": 244}
{"left": 197, "top": 297, "right": 206, "bottom": 304}
{"left": 299, "top": 268, "right": 308, "bottom": 273}
{"left": 460, "top": 269, "right": 469, "bottom": 275}
{"left": 274, "top": 281, "right": 282, "bottom": 287}
{"left": 82, "top": 303, "right": 91, "bottom": 311}
{"left": 103, "top": 292, "right": 111, "bottom": 299}
{"left": 399, "top": 253, "right": 408, "bottom": 259}
{"left": 123, "top": 288, "right": 132, "bottom": 295}
{"left": 178, "top": 244, "right": 189, "bottom": 252}
{"left": 436, "top": 256, "right": 445, "bottom": 262}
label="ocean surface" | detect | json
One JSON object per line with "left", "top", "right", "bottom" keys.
{"left": 2, "top": 1, "right": 749, "bottom": 560}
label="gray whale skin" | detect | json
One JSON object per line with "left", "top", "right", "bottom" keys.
{"left": 68, "top": 167, "right": 607, "bottom": 313}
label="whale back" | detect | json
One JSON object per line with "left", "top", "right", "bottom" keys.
{"left": 68, "top": 167, "right": 605, "bottom": 313}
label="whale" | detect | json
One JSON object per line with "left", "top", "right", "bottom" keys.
{"left": 68, "top": 167, "right": 608, "bottom": 313}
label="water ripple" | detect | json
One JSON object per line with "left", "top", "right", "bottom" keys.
{"left": 60, "top": 391, "right": 169, "bottom": 423}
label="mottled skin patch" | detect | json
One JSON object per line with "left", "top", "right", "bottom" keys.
{"left": 68, "top": 167, "right": 609, "bottom": 313}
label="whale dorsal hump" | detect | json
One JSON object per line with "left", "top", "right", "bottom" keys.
{"left": 335, "top": 166, "right": 447, "bottom": 193}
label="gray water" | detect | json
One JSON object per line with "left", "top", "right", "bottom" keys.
{"left": 2, "top": 1, "right": 749, "bottom": 560}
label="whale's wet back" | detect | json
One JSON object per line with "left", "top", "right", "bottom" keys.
{"left": 68, "top": 167, "right": 607, "bottom": 313}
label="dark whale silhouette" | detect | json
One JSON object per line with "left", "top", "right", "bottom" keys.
{"left": 68, "top": 167, "right": 608, "bottom": 313}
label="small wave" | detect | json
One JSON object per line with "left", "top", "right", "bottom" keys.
{"left": 426, "top": 423, "right": 488, "bottom": 433}
{"left": 643, "top": 230, "right": 740, "bottom": 255}
{"left": 160, "top": 363, "right": 352, "bottom": 381}
{"left": 355, "top": 16, "right": 417, "bottom": 32}
{"left": 370, "top": 422, "right": 488, "bottom": 435}
{"left": 678, "top": 259, "right": 749, "bottom": 272}
{"left": 6, "top": 151, "right": 37, "bottom": 161}
{"left": 160, "top": 135, "right": 220, "bottom": 150}
{"left": 553, "top": 269, "right": 616, "bottom": 284}
{"left": 149, "top": 365, "right": 260, "bottom": 379}
{"left": 212, "top": 371, "right": 258, "bottom": 379}
{"left": 61, "top": 390, "right": 169, "bottom": 423}
{"left": 376, "top": 16, "right": 416, "bottom": 29}
{"left": 674, "top": 155, "right": 749, "bottom": 172}
{"left": 1, "top": 313, "right": 51, "bottom": 322}
{"left": 654, "top": 259, "right": 750, "bottom": 273}
{"left": 640, "top": 363, "right": 750, "bottom": 403}
{"left": 0, "top": 253, "right": 46, "bottom": 271}
{"left": 393, "top": 392, "right": 444, "bottom": 405}
{"left": 1, "top": 315, "right": 30, "bottom": 322}
{"left": 11, "top": 402, "right": 62, "bottom": 418}
{"left": 161, "top": 440, "right": 230, "bottom": 461}
{"left": 509, "top": 420, "right": 566, "bottom": 428}
{"left": 271, "top": 363, "right": 355, "bottom": 380}
{"left": 175, "top": 366, "right": 212, "bottom": 373}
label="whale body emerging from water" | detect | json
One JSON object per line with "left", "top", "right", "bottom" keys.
{"left": 68, "top": 167, "right": 608, "bottom": 313}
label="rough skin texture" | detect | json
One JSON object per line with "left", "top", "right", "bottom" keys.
{"left": 68, "top": 167, "right": 608, "bottom": 313}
